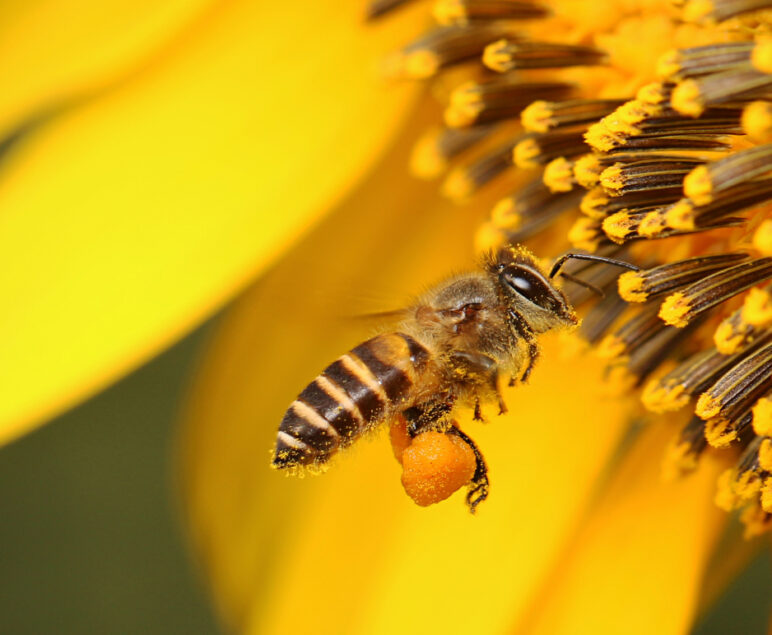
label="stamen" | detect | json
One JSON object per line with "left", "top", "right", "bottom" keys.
{"left": 442, "top": 141, "right": 515, "bottom": 201}
{"left": 366, "top": 0, "right": 416, "bottom": 20}
{"left": 391, "top": 24, "right": 517, "bottom": 79}
{"left": 617, "top": 253, "right": 750, "bottom": 303}
{"left": 410, "top": 125, "right": 495, "bottom": 179}
{"left": 659, "top": 257, "right": 772, "bottom": 327}
{"left": 704, "top": 409, "right": 752, "bottom": 448}
{"left": 682, "top": 0, "right": 772, "bottom": 24}
{"left": 579, "top": 290, "right": 628, "bottom": 343}
{"left": 665, "top": 179, "right": 772, "bottom": 231}
{"left": 543, "top": 157, "right": 575, "bottom": 192}
{"left": 642, "top": 331, "right": 772, "bottom": 412}
{"left": 753, "top": 395, "right": 772, "bottom": 436}
{"left": 568, "top": 216, "right": 609, "bottom": 252}
{"left": 521, "top": 99, "right": 625, "bottom": 133}
{"left": 581, "top": 187, "right": 682, "bottom": 220}
{"left": 573, "top": 153, "right": 605, "bottom": 188}
{"left": 600, "top": 159, "right": 702, "bottom": 197}
{"left": 755, "top": 219, "right": 772, "bottom": 255}
{"left": 671, "top": 66, "right": 772, "bottom": 117}
{"left": 433, "top": 0, "right": 549, "bottom": 25}
{"left": 696, "top": 341, "right": 772, "bottom": 421}
{"left": 683, "top": 144, "right": 772, "bottom": 205}
{"left": 482, "top": 39, "right": 607, "bottom": 73}
{"left": 490, "top": 179, "right": 582, "bottom": 241}
{"left": 513, "top": 131, "right": 588, "bottom": 169}
{"left": 598, "top": 304, "right": 666, "bottom": 361}
{"left": 742, "top": 100, "right": 772, "bottom": 143}
{"left": 662, "top": 416, "right": 708, "bottom": 480}
{"left": 657, "top": 42, "right": 754, "bottom": 81}
{"left": 446, "top": 78, "right": 573, "bottom": 127}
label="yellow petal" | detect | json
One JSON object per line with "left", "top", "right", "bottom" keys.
{"left": 0, "top": 0, "right": 423, "bottom": 441}
{"left": 515, "top": 424, "right": 730, "bottom": 635}
{"left": 180, "top": 116, "right": 634, "bottom": 633}
{"left": 0, "top": 0, "right": 212, "bottom": 137}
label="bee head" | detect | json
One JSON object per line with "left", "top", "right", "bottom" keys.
{"left": 487, "top": 245, "right": 577, "bottom": 333}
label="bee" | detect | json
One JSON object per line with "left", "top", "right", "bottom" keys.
{"left": 271, "top": 245, "right": 637, "bottom": 510}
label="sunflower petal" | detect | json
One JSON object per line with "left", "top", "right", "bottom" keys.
{"left": 514, "top": 424, "right": 730, "bottom": 635}
{"left": 0, "top": 0, "right": 213, "bottom": 138}
{"left": 0, "top": 0, "right": 423, "bottom": 440}
{"left": 180, "top": 119, "right": 633, "bottom": 633}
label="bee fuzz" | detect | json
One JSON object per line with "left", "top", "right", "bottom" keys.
{"left": 398, "top": 431, "right": 477, "bottom": 507}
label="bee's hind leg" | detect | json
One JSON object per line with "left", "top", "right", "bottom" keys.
{"left": 403, "top": 394, "right": 456, "bottom": 437}
{"left": 446, "top": 426, "right": 489, "bottom": 514}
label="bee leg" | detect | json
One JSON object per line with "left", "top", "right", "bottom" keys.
{"left": 446, "top": 426, "right": 489, "bottom": 514}
{"left": 507, "top": 309, "right": 539, "bottom": 382}
{"left": 451, "top": 351, "right": 507, "bottom": 417}
{"left": 403, "top": 395, "right": 456, "bottom": 437}
{"left": 473, "top": 399, "right": 484, "bottom": 422}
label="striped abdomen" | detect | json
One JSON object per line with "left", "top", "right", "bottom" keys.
{"left": 272, "top": 332, "right": 431, "bottom": 468}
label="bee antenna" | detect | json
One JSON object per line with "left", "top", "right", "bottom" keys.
{"left": 557, "top": 271, "right": 605, "bottom": 297}
{"left": 549, "top": 252, "right": 640, "bottom": 279}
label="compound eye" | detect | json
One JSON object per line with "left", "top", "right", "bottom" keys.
{"left": 500, "top": 266, "right": 554, "bottom": 307}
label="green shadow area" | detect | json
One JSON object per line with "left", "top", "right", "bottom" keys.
{"left": 693, "top": 544, "right": 772, "bottom": 635}
{"left": 0, "top": 327, "right": 220, "bottom": 635}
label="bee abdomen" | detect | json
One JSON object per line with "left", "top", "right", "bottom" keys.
{"left": 273, "top": 333, "right": 430, "bottom": 468}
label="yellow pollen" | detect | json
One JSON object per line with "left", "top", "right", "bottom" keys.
{"left": 741, "top": 101, "right": 772, "bottom": 144}
{"left": 444, "top": 103, "right": 479, "bottom": 128}
{"left": 682, "top": 0, "right": 716, "bottom": 24}
{"left": 705, "top": 416, "right": 736, "bottom": 448}
{"left": 402, "top": 50, "right": 441, "bottom": 79}
{"left": 410, "top": 132, "right": 447, "bottom": 180}
{"left": 639, "top": 210, "right": 668, "bottom": 237}
{"left": 597, "top": 334, "right": 627, "bottom": 360}
{"left": 568, "top": 217, "right": 600, "bottom": 252}
{"left": 580, "top": 188, "right": 609, "bottom": 219}
{"left": 441, "top": 168, "right": 474, "bottom": 202}
{"left": 521, "top": 101, "right": 553, "bottom": 133}
{"left": 751, "top": 38, "right": 772, "bottom": 74}
{"left": 482, "top": 39, "right": 512, "bottom": 73}
{"left": 617, "top": 271, "right": 648, "bottom": 302}
{"left": 753, "top": 219, "right": 772, "bottom": 256}
{"left": 760, "top": 438, "right": 772, "bottom": 472}
{"left": 671, "top": 79, "right": 705, "bottom": 117}
{"left": 490, "top": 198, "right": 521, "bottom": 231}
{"left": 513, "top": 138, "right": 541, "bottom": 169}
{"left": 762, "top": 479, "right": 772, "bottom": 513}
{"left": 637, "top": 81, "right": 669, "bottom": 105}
{"left": 665, "top": 199, "right": 696, "bottom": 231}
{"left": 715, "top": 469, "right": 740, "bottom": 511}
{"left": 602, "top": 211, "right": 635, "bottom": 244}
{"left": 543, "top": 157, "right": 574, "bottom": 192}
{"left": 642, "top": 380, "right": 689, "bottom": 413}
{"left": 740, "top": 504, "right": 772, "bottom": 538}
{"left": 584, "top": 121, "right": 619, "bottom": 153}
{"left": 599, "top": 164, "right": 624, "bottom": 193}
{"left": 656, "top": 49, "right": 682, "bottom": 80}
{"left": 735, "top": 470, "right": 762, "bottom": 501}
{"left": 683, "top": 165, "right": 713, "bottom": 206}
{"left": 713, "top": 318, "right": 746, "bottom": 354}
{"left": 661, "top": 438, "right": 698, "bottom": 482}
{"left": 659, "top": 292, "right": 692, "bottom": 327}
{"left": 432, "top": 0, "right": 466, "bottom": 25}
{"left": 474, "top": 222, "right": 506, "bottom": 255}
{"left": 695, "top": 391, "right": 722, "bottom": 420}
{"left": 742, "top": 287, "right": 772, "bottom": 326}
{"left": 752, "top": 396, "right": 772, "bottom": 436}
{"left": 573, "top": 154, "right": 603, "bottom": 188}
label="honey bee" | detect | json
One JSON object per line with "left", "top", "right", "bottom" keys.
{"left": 272, "top": 245, "right": 637, "bottom": 510}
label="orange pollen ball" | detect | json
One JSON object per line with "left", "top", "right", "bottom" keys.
{"left": 399, "top": 431, "right": 477, "bottom": 507}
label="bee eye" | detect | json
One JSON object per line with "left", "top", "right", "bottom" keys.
{"left": 500, "top": 265, "right": 557, "bottom": 310}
